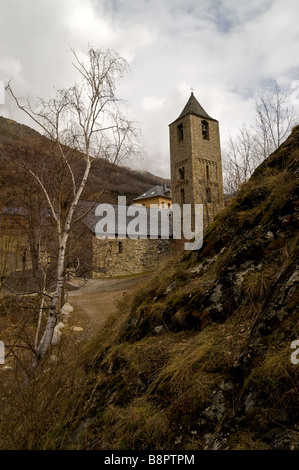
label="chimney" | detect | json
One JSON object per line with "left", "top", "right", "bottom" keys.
{"left": 163, "top": 182, "right": 166, "bottom": 192}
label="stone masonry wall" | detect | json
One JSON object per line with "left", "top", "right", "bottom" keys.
{"left": 190, "top": 115, "right": 224, "bottom": 226}
{"left": 169, "top": 113, "right": 224, "bottom": 229}
{"left": 92, "top": 236, "right": 175, "bottom": 278}
{"left": 169, "top": 114, "right": 194, "bottom": 207}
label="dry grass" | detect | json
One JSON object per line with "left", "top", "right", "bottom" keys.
{"left": 242, "top": 267, "right": 275, "bottom": 301}
{"left": 246, "top": 345, "right": 298, "bottom": 394}
{"left": 99, "top": 398, "right": 170, "bottom": 450}
{"left": 0, "top": 128, "right": 298, "bottom": 450}
{"left": 0, "top": 293, "right": 98, "bottom": 450}
{"left": 227, "top": 430, "right": 270, "bottom": 450}
{"left": 0, "top": 339, "right": 88, "bottom": 449}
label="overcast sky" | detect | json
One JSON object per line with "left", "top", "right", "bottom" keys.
{"left": 1, "top": 0, "right": 299, "bottom": 178}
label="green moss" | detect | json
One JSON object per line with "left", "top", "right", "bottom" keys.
{"left": 171, "top": 292, "right": 189, "bottom": 309}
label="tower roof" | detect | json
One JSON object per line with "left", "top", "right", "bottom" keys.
{"left": 170, "top": 92, "right": 218, "bottom": 124}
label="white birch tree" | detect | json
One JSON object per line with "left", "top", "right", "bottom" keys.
{"left": 6, "top": 47, "right": 138, "bottom": 367}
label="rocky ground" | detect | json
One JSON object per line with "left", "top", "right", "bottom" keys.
{"left": 1, "top": 127, "right": 298, "bottom": 451}
{"left": 61, "top": 125, "right": 299, "bottom": 451}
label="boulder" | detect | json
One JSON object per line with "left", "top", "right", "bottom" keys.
{"left": 51, "top": 322, "right": 65, "bottom": 345}
{"left": 60, "top": 302, "right": 73, "bottom": 316}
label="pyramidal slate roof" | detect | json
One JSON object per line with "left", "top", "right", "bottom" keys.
{"left": 133, "top": 184, "right": 172, "bottom": 202}
{"left": 170, "top": 92, "right": 217, "bottom": 124}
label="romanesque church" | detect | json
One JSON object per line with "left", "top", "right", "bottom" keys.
{"left": 169, "top": 92, "right": 224, "bottom": 227}
{"left": 80, "top": 92, "right": 224, "bottom": 277}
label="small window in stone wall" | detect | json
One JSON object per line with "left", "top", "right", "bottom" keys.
{"left": 206, "top": 187, "right": 212, "bottom": 203}
{"left": 118, "top": 241, "right": 123, "bottom": 254}
{"left": 181, "top": 188, "right": 185, "bottom": 204}
{"left": 178, "top": 166, "right": 185, "bottom": 180}
{"left": 206, "top": 164, "right": 210, "bottom": 181}
{"left": 202, "top": 120, "right": 209, "bottom": 140}
{"left": 177, "top": 123, "right": 184, "bottom": 140}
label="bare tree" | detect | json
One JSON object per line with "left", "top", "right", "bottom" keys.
{"left": 6, "top": 47, "right": 138, "bottom": 367}
{"left": 254, "top": 80, "right": 295, "bottom": 160}
{"left": 223, "top": 125, "right": 258, "bottom": 195}
{"left": 224, "top": 80, "right": 295, "bottom": 194}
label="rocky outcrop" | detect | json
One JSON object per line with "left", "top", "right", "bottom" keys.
{"left": 65, "top": 126, "right": 299, "bottom": 450}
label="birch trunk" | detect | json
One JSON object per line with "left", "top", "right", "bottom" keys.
{"left": 5, "top": 47, "right": 138, "bottom": 370}
{"left": 35, "top": 157, "right": 92, "bottom": 363}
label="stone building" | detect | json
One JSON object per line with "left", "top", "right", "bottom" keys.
{"left": 169, "top": 92, "right": 224, "bottom": 228}
{"left": 76, "top": 201, "right": 179, "bottom": 278}
{"left": 133, "top": 183, "right": 172, "bottom": 208}
{"left": 77, "top": 91, "right": 224, "bottom": 277}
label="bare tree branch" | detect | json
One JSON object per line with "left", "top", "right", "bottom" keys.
{"left": 5, "top": 46, "right": 139, "bottom": 368}
{"left": 224, "top": 80, "right": 295, "bottom": 195}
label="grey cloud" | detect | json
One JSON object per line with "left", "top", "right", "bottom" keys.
{"left": 0, "top": 0, "right": 299, "bottom": 178}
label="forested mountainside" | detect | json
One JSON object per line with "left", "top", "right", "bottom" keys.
{"left": 0, "top": 115, "right": 170, "bottom": 206}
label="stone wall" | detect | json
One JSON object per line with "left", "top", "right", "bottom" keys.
{"left": 92, "top": 236, "right": 179, "bottom": 278}
{"left": 190, "top": 115, "right": 224, "bottom": 226}
{"left": 169, "top": 114, "right": 194, "bottom": 208}
{"left": 169, "top": 113, "right": 224, "bottom": 229}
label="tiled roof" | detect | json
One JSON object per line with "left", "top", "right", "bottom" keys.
{"left": 77, "top": 200, "right": 173, "bottom": 238}
{"left": 133, "top": 185, "right": 172, "bottom": 202}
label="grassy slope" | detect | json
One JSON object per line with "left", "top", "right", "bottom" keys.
{"left": 1, "top": 124, "right": 298, "bottom": 451}
{"left": 61, "top": 125, "right": 299, "bottom": 451}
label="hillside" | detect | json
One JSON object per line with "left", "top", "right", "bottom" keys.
{"left": 56, "top": 125, "right": 299, "bottom": 451}
{"left": 0, "top": 115, "right": 170, "bottom": 205}
{"left": 0, "top": 123, "right": 298, "bottom": 452}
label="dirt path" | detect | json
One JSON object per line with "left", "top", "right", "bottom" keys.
{"left": 66, "top": 276, "right": 148, "bottom": 338}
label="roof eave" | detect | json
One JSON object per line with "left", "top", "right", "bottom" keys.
{"left": 169, "top": 112, "right": 218, "bottom": 126}
{"left": 133, "top": 194, "right": 172, "bottom": 202}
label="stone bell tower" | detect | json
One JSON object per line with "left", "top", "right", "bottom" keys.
{"left": 169, "top": 92, "right": 224, "bottom": 228}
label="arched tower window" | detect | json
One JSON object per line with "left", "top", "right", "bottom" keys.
{"left": 180, "top": 188, "right": 185, "bottom": 204}
{"left": 202, "top": 120, "right": 209, "bottom": 140}
{"left": 178, "top": 166, "right": 185, "bottom": 180}
{"left": 177, "top": 123, "right": 184, "bottom": 141}
{"left": 206, "top": 164, "right": 210, "bottom": 181}
{"left": 206, "top": 187, "right": 212, "bottom": 203}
